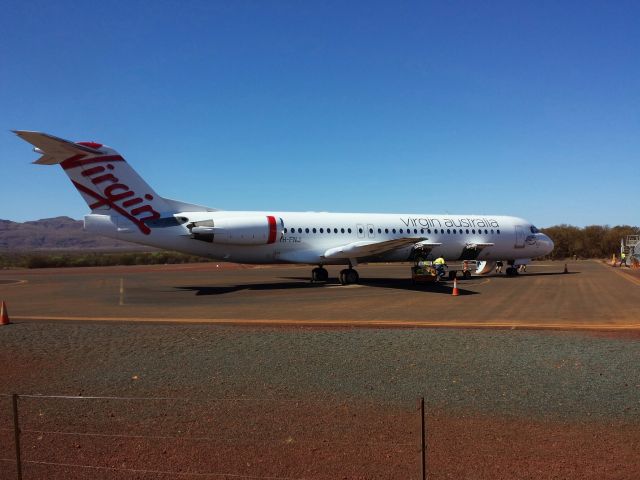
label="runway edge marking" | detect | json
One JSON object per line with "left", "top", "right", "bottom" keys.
{"left": 11, "top": 315, "right": 640, "bottom": 331}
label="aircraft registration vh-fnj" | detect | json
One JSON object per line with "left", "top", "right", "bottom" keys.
{"left": 15, "top": 131, "right": 554, "bottom": 285}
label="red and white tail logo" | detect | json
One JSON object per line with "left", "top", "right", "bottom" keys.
{"left": 14, "top": 131, "right": 171, "bottom": 235}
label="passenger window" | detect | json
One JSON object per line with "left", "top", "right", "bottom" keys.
{"left": 392, "top": 228, "right": 396, "bottom": 234}
{"left": 283, "top": 228, "right": 287, "bottom": 233}
{"left": 358, "top": 228, "right": 363, "bottom": 234}
{"left": 377, "top": 228, "right": 381, "bottom": 234}
{"left": 427, "top": 229, "right": 431, "bottom": 234}
{"left": 385, "top": 228, "right": 389, "bottom": 234}
{"left": 447, "top": 229, "right": 450, "bottom": 234}
{"left": 420, "top": 229, "right": 424, "bottom": 234}
{"left": 465, "top": 229, "right": 469, "bottom": 234}
{"left": 305, "top": 228, "right": 309, "bottom": 233}
{"left": 348, "top": 228, "right": 352, "bottom": 234}
{"left": 319, "top": 228, "right": 324, "bottom": 233}
{"left": 312, "top": 228, "right": 317, "bottom": 233}
{"left": 334, "top": 228, "right": 338, "bottom": 233}
{"left": 298, "top": 228, "right": 302, "bottom": 233}
{"left": 497, "top": 229, "right": 500, "bottom": 234}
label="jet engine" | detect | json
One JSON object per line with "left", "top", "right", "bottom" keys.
{"left": 188, "top": 216, "right": 282, "bottom": 245}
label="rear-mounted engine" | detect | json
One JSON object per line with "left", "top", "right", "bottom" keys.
{"left": 188, "top": 216, "right": 282, "bottom": 245}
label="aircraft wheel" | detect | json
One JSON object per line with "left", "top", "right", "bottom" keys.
{"left": 506, "top": 267, "right": 518, "bottom": 276}
{"left": 346, "top": 269, "right": 359, "bottom": 284}
{"left": 312, "top": 267, "right": 329, "bottom": 283}
{"left": 463, "top": 270, "right": 471, "bottom": 279}
{"left": 317, "top": 267, "right": 328, "bottom": 282}
{"left": 339, "top": 268, "right": 359, "bottom": 285}
{"left": 311, "top": 267, "right": 320, "bottom": 283}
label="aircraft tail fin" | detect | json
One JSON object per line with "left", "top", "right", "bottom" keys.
{"left": 14, "top": 130, "right": 173, "bottom": 235}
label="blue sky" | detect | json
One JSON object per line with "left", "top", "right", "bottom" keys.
{"left": 1, "top": 0, "right": 638, "bottom": 226}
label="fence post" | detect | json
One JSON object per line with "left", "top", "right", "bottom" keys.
{"left": 419, "top": 396, "right": 426, "bottom": 480}
{"left": 12, "top": 394, "right": 22, "bottom": 480}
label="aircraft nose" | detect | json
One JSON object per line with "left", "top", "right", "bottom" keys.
{"left": 539, "top": 234, "right": 554, "bottom": 255}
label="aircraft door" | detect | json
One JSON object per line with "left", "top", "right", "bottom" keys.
{"left": 515, "top": 225, "right": 525, "bottom": 248}
{"left": 367, "top": 224, "right": 375, "bottom": 239}
{"left": 357, "top": 224, "right": 366, "bottom": 239}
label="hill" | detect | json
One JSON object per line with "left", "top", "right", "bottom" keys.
{"left": 0, "top": 217, "right": 150, "bottom": 251}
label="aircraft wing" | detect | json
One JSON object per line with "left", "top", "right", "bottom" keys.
{"left": 466, "top": 242, "right": 494, "bottom": 249}
{"left": 323, "top": 237, "right": 428, "bottom": 260}
{"left": 13, "top": 130, "right": 102, "bottom": 164}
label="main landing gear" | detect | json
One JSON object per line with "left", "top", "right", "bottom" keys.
{"left": 311, "top": 266, "right": 329, "bottom": 283}
{"left": 310, "top": 265, "right": 360, "bottom": 285}
{"left": 339, "top": 268, "right": 359, "bottom": 285}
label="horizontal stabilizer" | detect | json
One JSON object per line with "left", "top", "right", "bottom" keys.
{"left": 13, "top": 130, "right": 103, "bottom": 164}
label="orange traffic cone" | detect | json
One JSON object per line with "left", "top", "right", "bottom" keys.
{"left": 452, "top": 278, "right": 459, "bottom": 296}
{"left": 563, "top": 263, "right": 568, "bottom": 274}
{"left": 0, "top": 301, "right": 9, "bottom": 325}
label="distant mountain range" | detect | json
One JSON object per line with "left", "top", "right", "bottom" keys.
{"left": 0, "top": 217, "right": 151, "bottom": 251}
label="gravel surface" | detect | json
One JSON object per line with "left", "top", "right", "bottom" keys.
{"left": 1, "top": 323, "right": 639, "bottom": 479}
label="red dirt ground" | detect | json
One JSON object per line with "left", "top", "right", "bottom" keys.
{"left": 2, "top": 402, "right": 638, "bottom": 480}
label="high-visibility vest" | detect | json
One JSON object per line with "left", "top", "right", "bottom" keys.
{"left": 434, "top": 257, "right": 445, "bottom": 265}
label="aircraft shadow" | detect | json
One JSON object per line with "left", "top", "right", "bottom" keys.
{"left": 175, "top": 270, "right": 577, "bottom": 297}
{"left": 355, "top": 277, "right": 478, "bottom": 295}
{"left": 176, "top": 276, "right": 477, "bottom": 296}
{"left": 283, "top": 277, "right": 478, "bottom": 295}
{"left": 176, "top": 282, "right": 318, "bottom": 296}
{"left": 487, "top": 271, "right": 580, "bottom": 278}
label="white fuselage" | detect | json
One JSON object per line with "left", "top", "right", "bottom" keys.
{"left": 87, "top": 210, "right": 554, "bottom": 265}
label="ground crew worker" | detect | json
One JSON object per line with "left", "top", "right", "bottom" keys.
{"left": 620, "top": 252, "right": 626, "bottom": 267}
{"left": 434, "top": 256, "right": 446, "bottom": 279}
{"left": 495, "top": 260, "right": 504, "bottom": 273}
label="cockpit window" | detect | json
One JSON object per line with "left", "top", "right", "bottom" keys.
{"left": 530, "top": 225, "right": 540, "bottom": 234}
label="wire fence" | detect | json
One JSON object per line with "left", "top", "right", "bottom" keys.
{"left": 0, "top": 393, "right": 427, "bottom": 480}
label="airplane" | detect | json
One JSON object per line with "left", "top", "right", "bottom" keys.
{"left": 14, "top": 131, "right": 554, "bottom": 284}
